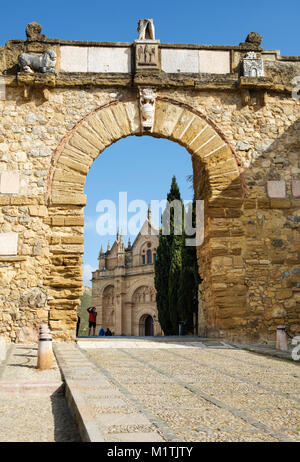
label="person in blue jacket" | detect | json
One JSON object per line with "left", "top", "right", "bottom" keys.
{"left": 98, "top": 327, "right": 106, "bottom": 336}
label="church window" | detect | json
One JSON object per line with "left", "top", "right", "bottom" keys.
{"left": 147, "top": 249, "right": 152, "bottom": 264}
{"left": 142, "top": 255, "right": 146, "bottom": 264}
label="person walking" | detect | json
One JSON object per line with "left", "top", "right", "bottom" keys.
{"left": 87, "top": 307, "right": 97, "bottom": 336}
{"left": 76, "top": 315, "right": 81, "bottom": 337}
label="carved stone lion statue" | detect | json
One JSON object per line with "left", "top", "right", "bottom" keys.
{"left": 18, "top": 49, "right": 57, "bottom": 74}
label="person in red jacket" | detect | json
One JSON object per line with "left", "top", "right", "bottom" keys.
{"left": 87, "top": 306, "right": 97, "bottom": 337}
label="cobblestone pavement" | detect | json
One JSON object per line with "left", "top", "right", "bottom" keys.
{"left": 0, "top": 344, "right": 81, "bottom": 442}
{"left": 84, "top": 341, "right": 300, "bottom": 442}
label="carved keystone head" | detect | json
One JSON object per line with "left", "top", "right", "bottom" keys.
{"left": 139, "top": 88, "right": 156, "bottom": 131}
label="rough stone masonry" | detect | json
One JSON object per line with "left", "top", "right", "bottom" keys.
{"left": 0, "top": 21, "right": 299, "bottom": 343}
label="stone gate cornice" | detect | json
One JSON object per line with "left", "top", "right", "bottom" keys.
{"left": 1, "top": 22, "right": 299, "bottom": 95}
{"left": 1, "top": 72, "right": 297, "bottom": 94}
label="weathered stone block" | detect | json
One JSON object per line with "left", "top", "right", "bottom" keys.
{"left": 270, "top": 199, "right": 291, "bottom": 209}
{"left": 28, "top": 205, "right": 48, "bottom": 217}
{"left": 64, "top": 216, "right": 84, "bottom": 226}
{"left": 0, "top": 172, "right": 20, "bottom": 194}
{"left": 161, "top": 49, "right": 199, "bottom": 73}
{"left": 276, "top": 289, "right": 293, "bottom": 300}
{"left": 88, "top": 47, "right": 131, "bottom": 73}
{"left": 61, "top": 236, "right": 84, "bottom": 244}
{"left": 51, "top": 193, "right": 86, "bottom": 206}
{"left": 76, "top": 123, "right": 106, "bottom": 153}
{"left": 0, "top": 197, "right": 10, "bottom": 205}
{"left": 53, "top": 169, "right": 86, "bottom": 185}
{"left": 291, "top": 180, "right": 300, "bottom": 198}
{"left": 0, "top": 232, "right": 18, "bottom": 256}
{"left": 59, "top": 155, "right": 90, "bottom": 175}
{"left": 60, "top": 46, "right": 88, "bottom": 72}
{"left": 267, "top": 180, "right": 286, "bottom": 199}
{"left": 52, "top": 216, "right": 65, "bottom": 226}
{"left": 199, "top": 50, "right": 230, "bottom": 74}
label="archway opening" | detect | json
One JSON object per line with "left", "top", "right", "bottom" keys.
{"left": 79, "top": 135, "right": 196, "bottom": 337}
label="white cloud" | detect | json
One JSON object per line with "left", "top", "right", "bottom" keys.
{"left": 83, "top": 264, "right": 96, "bottom": 287}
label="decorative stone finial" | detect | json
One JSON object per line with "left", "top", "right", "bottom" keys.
{"left": 139, "top": 88, "right": 156, "bottom": 132}
{"left": 245, "top": 32, "right": 263, "bottom": 47}
{"left": 107, "top": 241, "right": 111, "bottom": 251}
{"left": 240, "top": 31, "right": 263, "bottom": 48}
{"left": 26, "top": 22, "right": 46, "bottom": 41}
{"left": 137, "top": 19, "right": 155, "bottom": 40}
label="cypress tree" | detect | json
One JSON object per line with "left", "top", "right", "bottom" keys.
{"left": 178, "top": 199, "right": 201, "bottom": 333}
{"left": 155, "top": 176, "right": 184, "bottom": 334}
{"left": 168, "top": 232, "right": 184, "bottom": 332}
{"left": 154, "top": 233, "right": 172, "bottom": 335}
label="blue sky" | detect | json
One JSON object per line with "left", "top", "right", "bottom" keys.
{"left": 83, "top": 138, "right": 193, "bottom": 286}
{"left": 0, "top": 0, "right": 299, "bottom": 55}
{"left": 1, "top": 0, "right": 298, "bottom": 285}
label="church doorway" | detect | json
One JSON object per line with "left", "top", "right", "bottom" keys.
{"left": 139, "top": 313, "right": 154, "bottom": 336}
{"left": 145, "top": 315, "right": 154, "bottom": 336}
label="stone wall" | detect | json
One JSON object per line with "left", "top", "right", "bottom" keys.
{"left": 0, "top": 25, "right": 299, "bottom": 343}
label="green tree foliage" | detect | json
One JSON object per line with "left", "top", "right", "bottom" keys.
{"left": 155, "top": 176, "right": 184, "bottom": 334}
{"left": 178, "top": 200, "right": 201, "bottom": 333}
{"left": 168, "top": 232, "right": 184, "bottom": 332}
{"left": 154, "top": 233, "right": 173, "bottom": 335}
{"left": 155, "top": 176, "right": 201, "bottom": 335}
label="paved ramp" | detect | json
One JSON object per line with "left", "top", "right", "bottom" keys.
{"left": 53, "top": 338, "right": 300, "bottom": 442}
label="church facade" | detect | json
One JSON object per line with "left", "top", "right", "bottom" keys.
{"left": 91, "top": 214, "right": 162, "bottom": 336}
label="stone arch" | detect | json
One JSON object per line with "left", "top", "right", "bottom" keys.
{"left": 136, "top": 307, "right": 158, "bottom": 336}
{"left": 100, "top": 282, "right": 115, "bottom": 297}
{"left": 134, "top": 237, "right": 157, "bottom": 254}
{"left": 47, "top": 97, "right": 244, "bottom": 204}
{"left": 132, "top": 285, "right": 156, "bottom": 304}
{"left": 128, "top": 277, "right": 155, "bottom": 302}
{"left": 46, "top": 96, "right": 246, "bottom": 340}
{"left": 139, "top": 312, "right": 155, "bottom": 336}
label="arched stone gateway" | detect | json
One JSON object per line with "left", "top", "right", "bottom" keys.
{"left": 0, "top": 23, "right": 299, "bottom": 343}
{"left": 46, "top": 97, "right": 245, "bottom": 341}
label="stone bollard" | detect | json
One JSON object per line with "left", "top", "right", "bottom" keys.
{"left": 37, "top": 324, "right": 54, "bottom": 370}
{"left": 0, "top": 336, "right": 6, "bottom": 361}
{"left": 276, "top": 325, "right": 288, "bottom": 351}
